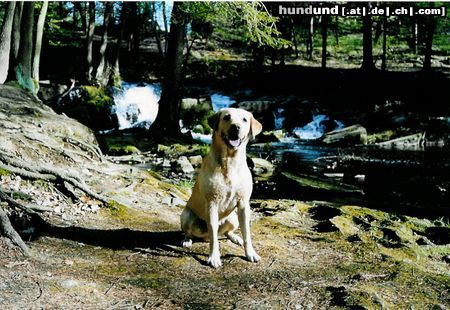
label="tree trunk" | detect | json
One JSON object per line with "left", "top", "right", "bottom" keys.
{"left": 32, "top": 1, "right": 48, "bottom": 95}
{"left": 86, "top": 1, "right": 95, "bottom": 82}
{"left": 95, "top": 2, "right": 112, "bottom": 86}
{"left": 16, "top": 2, "right": 34, "bottom": 93}
{"left": 381, "top": 12, "right": 387, "bottom": 71}
{"left": 292, "top": 27, "right": 299, "bottom": 58}
{"left": 151, "top": 2, "right": 186, "bottom": 138}
{"left": 152, "top": 2, "right": 164, "bottom": 57}
{"left": 72, "top": 4, "right": 78, "bottom": 29}
{"left": 411, "top": 18, "right": 418, "bottom": 54}
{"left": 73, "top": 2, "right": 86, "bottom": 33}
{"left": 307, "top": 16, "right": 314, "bottom": 60}
{"left": 9, "top": 1, "right": 23, "bottom": 72}
{"left": 162, "top": 1, "right": 168, "bottom": 54}
{"left": 423, "top": 14, "right": 435, "bottom": 71}
{"left": 321, "top": 15, "right": 328, "bottom": 69}
{"left": 128, "top": 2, "right": 140, "bottom": 56}
{"left": 0, "top": 1, "right": 16, "bottom": 84}
{"left": 361, "top": 3, "right": 375, "bottom": 71}
{"left": 112, "top": 3, "right": 126, "bottom": 87}
{"left": 334, "top": 16, "right": 339, "bottom": 46}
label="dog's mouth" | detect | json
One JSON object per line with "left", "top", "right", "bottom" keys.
{"left": 221, "top": 133, "right": 242, "bottom": 149}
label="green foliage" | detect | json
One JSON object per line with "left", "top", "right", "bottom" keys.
{"left": 82, "top": 86, "right": 112, "bottom": 108}
{"left": 183, "top": 2, "right": 290, "bottom": 48}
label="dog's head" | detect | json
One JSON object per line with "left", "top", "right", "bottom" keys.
{"left": 208, "top": 108, "right": 262, "bottom": 150}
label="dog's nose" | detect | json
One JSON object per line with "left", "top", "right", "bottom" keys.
{"left": 230, "top": 124, "right": 241, "bottom": 132}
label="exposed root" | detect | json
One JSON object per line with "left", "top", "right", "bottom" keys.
{"left": 0, "top": 151, "right": 110, "bottom": 205}
{"left": 0, "top": 207, "right": 30, "bottom": 256}
{"left": 57, "top": 134, "right": 104, "bottom": 161}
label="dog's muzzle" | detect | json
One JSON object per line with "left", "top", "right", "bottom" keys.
{"left": 222, "top": 124, "right": 243, "bottom": 149}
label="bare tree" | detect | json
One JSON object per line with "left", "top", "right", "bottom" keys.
{"left": 423, "top": 13, "right": 435, "bottom": 71}
{"left": 361, "top": 2, "right": 375, "bottom": 71}
{"left": 95, "top": 2, "right": 113, "bottom": 85}
{"left": 112, "top": 2, "right": 126, "bottom": 87}
{"left": 32, "top": 1, "right": 48, "bottom": 95}
{"left": 306, "top": 16, "right": 314, "bottom": 60}
{"left": 16, "top": 2, "right": 35, "bottom": 93}
{"left": 381, "top": 12, "right": 388, "bottom": 71}
{"left": 9, "top": 1, "right": 23, "bottom": 67}
{"left": 0, "top": 1, "right": 16, "bottom": 83}
{"left": 86, "top": 1, "right": 95, "bottom": 81}
{"left": 162, "top": 1, "right": 169, "bottom": 53}
{"left": 151, "top": 2, "right": 186, "bottom": 137}
{"left": 321, "top": 15, "right": 329, "bottom": 68}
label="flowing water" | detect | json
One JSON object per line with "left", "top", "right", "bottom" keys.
{"left": 112, "top": 82, "right": 161, "bottom": 129}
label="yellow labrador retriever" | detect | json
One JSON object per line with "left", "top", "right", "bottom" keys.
{"left": 180, "top": 108, "right": 262, "bottom": 268}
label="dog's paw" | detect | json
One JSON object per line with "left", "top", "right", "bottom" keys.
{"left": 226, "top": 233, "right": 243, "bottom": 246}
{"left": 246, "top": 250, "right": 261, "bottom": 263}
{"left": 181, "top": 238, "right": 192, "bottom": 247}
{"left": 207, "top": 254, "right": 222, "bottom": 268}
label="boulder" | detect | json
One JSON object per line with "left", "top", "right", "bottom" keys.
{"left": 250, "top": 157, "right": 274, "bottom": 178}
{"left": 255, "top": 130, "right": 285, "bottom": 143}
{"left": 180, "top": 97, "right": 213, "bottom": 132}
{"left": 376, "top": 133, "right": 424, "bottom": 150}
{"left": 322, "top": 125, "right": 368, "bottom": 145}
{"left": 174, "top": 156, "right": 194, "bottom": 174}
{"left": 53, "top": 86, "right": 117, "bottom": 131}
{"left": 188, "top": 155, "right": 203, "bottom": 167}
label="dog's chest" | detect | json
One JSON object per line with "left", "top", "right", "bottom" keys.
{"left": 207, "top": 169, "right": 250, "bottom": 213}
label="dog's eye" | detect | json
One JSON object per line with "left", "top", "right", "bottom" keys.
{"left": 243, "top": 117, "right": 248, "bottom": 123}
{"left": 223, "top": 115, "right": 231, "bottom": 121}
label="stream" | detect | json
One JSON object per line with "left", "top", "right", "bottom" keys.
{"left": 110, "top": 83, "right": 450, "bottom": 219}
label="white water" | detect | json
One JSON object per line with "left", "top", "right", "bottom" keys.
{"left": 113, "top": 82, "right": 161, "bottom": 129}
{"left": 210, "top": 94, "right": 236, "bottom": 111}
{"left": 293, "top": 114, "right": 344, "bottom": 140}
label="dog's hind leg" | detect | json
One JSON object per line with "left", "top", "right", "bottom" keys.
{"left": 220, "top": 212, "right": 243, "bottom": 246}
{"left": 180, "top": 206, "right": 208, "bottom": 247}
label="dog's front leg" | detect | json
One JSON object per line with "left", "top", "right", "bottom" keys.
{"left": 207, "top": 206, "right": 222, "bottom": 268}
{"left": 237, "top": 201, "right": 261, "bottom": 263}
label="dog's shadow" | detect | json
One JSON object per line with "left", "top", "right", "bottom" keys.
{"left": 34, "top": 219, "right": 246, "bottom": 266}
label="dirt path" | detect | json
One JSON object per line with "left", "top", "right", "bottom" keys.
{"left": 1, "top": 199, "right": 449, "bottom": 309}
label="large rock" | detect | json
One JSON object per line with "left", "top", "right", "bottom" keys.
{"left": 376, "top": 133, "right": 424, "bottom": 150}
{"left": 255, "top": 130, "right": 285, "bottom": 143}
{"left": 173, "top": 156, "right": 195, "bottom": 174}
{"left": 180, "top": 97, "right": 213, "bottom": 133}
{"left": 53, "top": 86, "right": 117, "bottom": 131}
{"left": 322, "top": 125, "right": 368, "bottom": 145}
{"left": 250, "top": 157, "right": 274, "bottom": 179}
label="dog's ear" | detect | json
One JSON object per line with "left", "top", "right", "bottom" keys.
{"left": 249, "top": 116, "right": 262, "bottom": 140}
{"left": 208, "top": 112, "right": 220, "bottom": 132}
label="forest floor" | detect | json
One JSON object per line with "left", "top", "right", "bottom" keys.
{"left": 0, "top": 85, "right": 449, "bottom": 309}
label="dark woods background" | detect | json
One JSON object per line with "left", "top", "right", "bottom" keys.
{"left": 0, "top": 1, "right": 449, "bottom": 135}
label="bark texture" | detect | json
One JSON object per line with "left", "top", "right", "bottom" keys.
{"left": 151, "top": 2, "right": 186, "bottom": 138}
{"left": 32, "top": 1, "right": 48, "bottom": 95}
{"left": 0, "top": 2, "right": 17, "bottom": 83}
{"left": 16, "top": 2, "right": 35, "bottom": 93}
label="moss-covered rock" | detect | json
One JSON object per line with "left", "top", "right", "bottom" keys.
{"left": 53, "top": 86, "right": 117, "bottom": 131}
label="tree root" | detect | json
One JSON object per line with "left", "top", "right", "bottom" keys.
{"left": 0, "top": 206, "right": 30, "bottom": 256}
{"left": 57, "top": 135, "right": 104, "bottom": 161}
{"left": 0, "top": 151, "right": 110, "bottom": 205}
